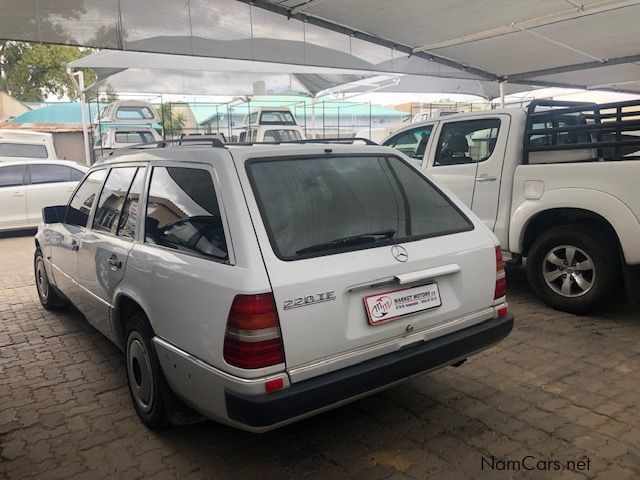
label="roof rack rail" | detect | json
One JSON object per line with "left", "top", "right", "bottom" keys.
{"left": 279, "top": 137, "right": 378, "bottom": 145}
{"left": 103, "top": 136, "right": 379, "bottom": 160}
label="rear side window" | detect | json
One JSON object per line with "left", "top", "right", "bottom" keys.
{"left": 29, "top": 164, "right": 73, "bottom": 184}
{"left": 66, "top": 170, "right": 107, "bottom": 227}
{"left": 0, "top": 165, "right": 26, "bottom": 187}
{"left": 0, "top": 143, "right": 48, "bottom": 159}
{"left": 92, "top": 167, "right": 138, "bottom": 235}
{"left": 434, "top": 119, "right": 500, "bottom": 166}
{"left": 145, "top": 167, "right": 228, "bottom": 262}
{"left": 247, "top": 155, "right": 473, "bottom": 260}
{"left": 70, "top": 168, "right": 85, "bottom": 181}
{"left": 118, "top": 168, "right": 146, "bottom": 239}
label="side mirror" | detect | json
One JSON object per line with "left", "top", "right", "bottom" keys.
{"left": 42, "top": 205, "right": 67, "bottom": 224}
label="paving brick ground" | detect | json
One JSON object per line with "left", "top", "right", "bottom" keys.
{"left": 1, "top": 232, "right": 639, "bottom": 479}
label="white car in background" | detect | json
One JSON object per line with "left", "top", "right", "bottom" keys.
{"left": 34, "top": 142, "right": 513, "bottom": 432}
{"left": 0, "top": 160, "right": 87, "bottom": 231}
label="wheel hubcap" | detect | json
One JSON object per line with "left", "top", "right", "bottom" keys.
{"left": 36, "top": 259, "right": 49, "bottom": 300}
{"left": 542, "top": 245, "right": 595, "bottom": 298}
{"left": 127, "top": 333, "right": 154, "bottom": 413}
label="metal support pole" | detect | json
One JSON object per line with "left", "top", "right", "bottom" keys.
{"left": 499, "top": 81, "right": 506, "bottom": 108}
{"left": 369, "top": 101, "right": 372, "bottom": 139}
{"left": 161, "top": 95, "right": 167, "bottom": 140}
{"left": 322, "top": 101, "right": 325, "bottom": 139}
{"left": 68, "top": 70, "right": 91, "bottom": 165}
{"left": 337, "top": 106, "right": 340, "bottom": 139}
{"left": 227, "top": 103, "right": 232, "bottom": 140}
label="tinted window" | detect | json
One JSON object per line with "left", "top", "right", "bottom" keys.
{"left": 30, "top": 164, "right": 72, "bottom": 184}
{"left": 65, "top": 170, "right": 107, "bottom": 227}
{"left": 248, "top": 156, "right": 473, "bottom": 260}
{"left": 92, "top": 167, "right": 138, "bottom": 235}
{"left": 145, "top": 167, "right": 228, "bottom": 261}
{"left": 114, "top": 131, "right": 155, "bottom": 144}
{"left": 70, "top": 168, "right": 85, "bottom": 181}
{"left": 385, "top": 126, "right": 432, "bottom": 160}
{"left": 0, "top": 143, "right": 48, "bottom": 159}
{"left": 264, "top": 130, "right": 302, "bottom": 142}
{"left": 118, "top": 167, "right": 146, "bottom": 239}
{"left": 260, "top": 111, "right": 295, "bottom": 125}
{"left": 435, "top": 119, "right": 500, "bottom": 166}
{"left": 0, "top": 165, "right": 25, "bottom": 187}
{"left": 116, "top": 106, "right": 155, "bottom": 120}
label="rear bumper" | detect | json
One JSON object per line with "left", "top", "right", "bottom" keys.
{"left": 226, "top": 313, "right": 514, "bottom": 428}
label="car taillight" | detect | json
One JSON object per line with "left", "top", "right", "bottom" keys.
{"left": 223, "top": 293, "right": 285, "bottom": 369}
{"left": 494, "top": 246, "right": 507, "bottom": 300}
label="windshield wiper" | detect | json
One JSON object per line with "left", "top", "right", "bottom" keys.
{"left": 296, "top": 229, "right": 396, "bottom": 255}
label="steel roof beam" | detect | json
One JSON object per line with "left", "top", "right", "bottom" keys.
{"left": 508, "top": 52, "right": 640, "bottom": 82}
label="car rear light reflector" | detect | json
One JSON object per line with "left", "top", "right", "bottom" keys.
{"left": 497, "top": 305, "right": 508, "bottom": 318}
{"left": 494, "top": 247, "right": 507, "bottom": 299}
{"left": 265, "top": 378, "right": 284, "bottom": 393}
{"left": 224, "top": 293, "right": 285, "bottom": 369}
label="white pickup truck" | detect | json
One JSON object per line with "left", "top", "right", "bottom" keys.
{"left": 383, "top": 99, "right": 640, "bottom": 314}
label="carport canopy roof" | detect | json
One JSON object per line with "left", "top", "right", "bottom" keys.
{"left": 3, "top": 0, "right": 640, "bottom": 93}
{"left": 69, "top": 50, "right": 534, "bottom": 99}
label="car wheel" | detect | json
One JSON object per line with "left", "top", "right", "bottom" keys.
{"left": 526, "top": 226, "right": 620, "bottom": 314}
{"left": 34, "top": 249, "right": 68, "bottom": 310}
{"left": 124, "top": 313, "right": 170, "bottom": 429}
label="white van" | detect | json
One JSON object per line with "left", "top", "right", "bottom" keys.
{"left": 0, "top": 129, "right": 57, "bottom": 162}
{"left": 238, "top": 107, "right": 305, "bottom": 143}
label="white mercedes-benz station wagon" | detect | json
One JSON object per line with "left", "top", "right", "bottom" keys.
{"left": 34, "top": 140, "right": 513, "bottom": 431}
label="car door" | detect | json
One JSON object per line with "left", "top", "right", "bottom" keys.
{"left": 48, "top": 169, "right": 107, "bottom": 305}
{"left": 26, "top": 164, "right": 85, "bottom": 225}
{"left": 426, "top": 115, "right": 509, "bottom": 230}
{"left": 0, "top": 164, "right": 27, "bottom": 230}
{"left": 75, "top": 165, "right": 145, "bottom": 339}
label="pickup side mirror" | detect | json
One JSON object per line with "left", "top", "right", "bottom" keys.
{"left": 42, "top": 205, "right": 67, "bottom": 224}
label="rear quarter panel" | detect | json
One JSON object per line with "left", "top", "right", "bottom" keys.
{"left": 510, "top": 161, "right": 640, "bottom": 264}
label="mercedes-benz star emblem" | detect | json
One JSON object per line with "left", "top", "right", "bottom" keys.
{"left": 391, "top": 245, "right": 408, "bottom": 262}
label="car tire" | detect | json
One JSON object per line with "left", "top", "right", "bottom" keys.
{"left": 34, "top": 248, "right": 68, "bottom": 310}
{"left": 124, "top": 312, "right": 171, "bottom": 429}
{"left": 526, "top": 226, "right": 621, "bottom": 314}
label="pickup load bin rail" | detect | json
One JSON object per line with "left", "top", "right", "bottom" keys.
{"left": 523, "top": 99, "right": 640, "bottom": 164}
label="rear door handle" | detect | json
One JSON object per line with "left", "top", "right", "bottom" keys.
{"left": 11, "top": 191, "right": 25, "bottom": 197}
{"left": 107, "top": 255, "right": 122, "bottom": 269}
{"left": 395, "top": 264, "right": 461, "bottom": 285}
{"left": 475, "top": 174, "right": 497, "bottom": 182}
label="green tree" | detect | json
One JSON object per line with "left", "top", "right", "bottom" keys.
{"left": 0, "top": 41, "right": 96, "bottom": 102}
{"left": 158, "top": 103, "right": 186, "bottom": 138}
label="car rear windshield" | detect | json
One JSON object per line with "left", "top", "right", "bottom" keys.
{"left": 247, "top": 155, "right": 473, "bottom": 260}
{"left": 0, "top": 143, "right": 48, "bottom": 159}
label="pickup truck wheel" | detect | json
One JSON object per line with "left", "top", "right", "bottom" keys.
{"left": 34, "top": 249, "right": 68, "bottom": 310}
{"left": 125, "top": 313, "right": 170, "bottom": 429}
{"left": 526, "top": 226, "right": 620, "bottom": 314}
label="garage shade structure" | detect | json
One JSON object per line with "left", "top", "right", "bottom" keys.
{"left": 2, "top": 0, "right": 640, "bottom": 93}
{"left": 68, "top": 50, "right": 535, "bottom": 99}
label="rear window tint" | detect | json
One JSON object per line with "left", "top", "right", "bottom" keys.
{"left": 0, "top": 143, "right": 48, "bottom": 159}
{"left": 247, "top": 155, "right": 473, "bottom": 260}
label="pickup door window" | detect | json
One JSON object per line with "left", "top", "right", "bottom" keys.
{"left": 384, "top": 126, "right": 433, "bottom": 165}
{"left": 428, "top": 117, "right": 506, "bottom": 231}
